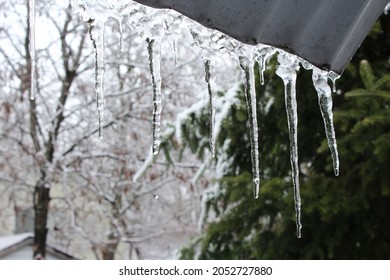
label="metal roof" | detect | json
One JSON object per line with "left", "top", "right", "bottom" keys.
{"left": 134, "top": 0, "right": 388, "bottom": 74}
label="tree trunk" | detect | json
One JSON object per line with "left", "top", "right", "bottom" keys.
{"left": 33, "top": 180, "right": 50, "bottom": 259}
{"left": 101, "top": 235, "right": 119, "bottom": 260}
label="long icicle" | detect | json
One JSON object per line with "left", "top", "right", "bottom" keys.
{"left": 276, "top": 52, "right": 302, "bottom": 238}
{"left": 89, "top": 19, "right": 106, "bottom": 139}
{"left": 28, "top": 0, "right": 36, "bottom": 100}
{"left": 312, "top": 68, "right": 339, "bottom": 176}
{"left": 147, "top": 37, "right": 163, "bottom": 155}
{"left": 239, "top": 56, "right": 260, "bottom": 198}
{"left": 204, "top": 59, "right": 216, "bottom": 158}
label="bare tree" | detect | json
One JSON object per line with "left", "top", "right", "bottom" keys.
{"left": 45, "top": 18, "right": 207, "bottom": 259}
{"left": 28, "top": 2, "right": 89, "bottom": 259}
{"left": 0, "top": 0, "right": 92, "bottom": 258}
{"left": 0, "top": 0, "right": 214, "bottom": 260}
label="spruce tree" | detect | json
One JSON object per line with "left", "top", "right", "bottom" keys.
{"left": 179, "top": 14, "right": 390, "bottom": 259}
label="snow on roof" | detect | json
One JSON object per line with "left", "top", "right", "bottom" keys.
{"left": 0, "top": 233, "right": 33, "bottom": 251}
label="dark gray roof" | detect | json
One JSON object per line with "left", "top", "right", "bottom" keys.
{"left": 134, "top": 0, "right": 388, "bottom": 74}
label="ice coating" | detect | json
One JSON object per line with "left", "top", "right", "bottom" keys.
{"left": 133, "top": 146, "right": 155, "bottom": 182}
{"left": 239, "top": 56, "right": 260, "bottom": 199}
{"left": 204, "top": 59, "right": 216, "bottom": 158}
{"left": 88, "top": 19, "right": 106, "bottom": 139}
{"left": 189, "top": 27, "right": 224, "bottom": 58}
{"left": 70, "top": 0, "right": 132, "bottom": 21}
{"left": 276, "top": 52, "right": 302, "bottom": 238}
{"left": 28, "top": 0, "right": 36, "bottom": 100}
{"left": 147, "top": 35, "right": 163, "bottom": 155}
{"left": 312, "top": 67, "right": 340, "bottom": 176}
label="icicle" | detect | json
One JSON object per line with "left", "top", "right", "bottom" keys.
{"left": 258, "top": 56, "right": 266, "bottom": 86}
{"left": 328, "top": 71, "right": 340, "bottom": 93}
{"left": 28, "top": 0, "right": 36, "bottom": 100}
{"left": 129, "top": 10, "right": 166, "bottom": 155}
{"left": 275, "top": 52, "right": 302, "bottom": 238}
{"left": 239, "top": 56, "right": 260, "bottom": 199}
{"left": 255, "top": 46, "right": 276, "bottom": 85}
{"left": 147, "top": 36, "right": 163, "bottom": 155}
{"left": 189, "top": 28, "right": 220, "bottom": 157}
{"left": 204, "top": 59, "right": 216, "bottom": 158}
{"left": 312, "top": 67, "right": 340, "bottom": 176}
{"left": 89, "top": 19, "right": 106, "bottom": 139}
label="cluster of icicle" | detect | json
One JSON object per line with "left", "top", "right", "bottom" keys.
{"left": 63, "top": 0, "right": 340, "bottom": 238}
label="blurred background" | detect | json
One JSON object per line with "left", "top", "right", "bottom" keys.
{"left": 0, "top": 0, "right": 389, "bottom": 259}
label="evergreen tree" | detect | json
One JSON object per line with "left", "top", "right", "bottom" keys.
{"left": 179, "top": 14, "right": 390, "bottom": 259}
